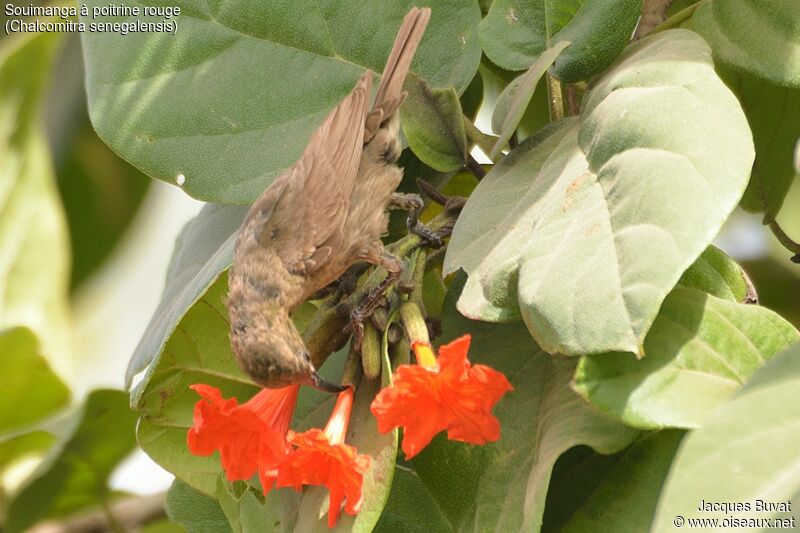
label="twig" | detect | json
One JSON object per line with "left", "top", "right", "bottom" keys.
{"left": 465, "top": 154, "right": 486, "bottom": 179}
{"left": 416, "top": 178, "right": 447, "bottom": 206}
{"left": 29, "top": 493, "right": 166, "bottom": 533}
{"left": 764, "top": 215, "right": 800, "bottom": 263}
{"left": 741, "top": 268, "right": 759, "bottom": 305}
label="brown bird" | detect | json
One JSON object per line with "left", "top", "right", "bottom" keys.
{"left": 227, "top": 8, "right": 431, "bottom": 392}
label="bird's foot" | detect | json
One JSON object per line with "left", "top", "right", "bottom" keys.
{"left": 345, "top": 252, "right": 404, "bottom": 351}
{"left": 389, "top": 192, "right": 444, "bottom": 249}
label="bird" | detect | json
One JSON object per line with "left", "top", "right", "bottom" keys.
{"left": 227, "top": 7, "right": 432, "bottom": 392}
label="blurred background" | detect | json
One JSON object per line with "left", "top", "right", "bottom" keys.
{"left": 1, "top": 27, "right": 798, "bottom": 532}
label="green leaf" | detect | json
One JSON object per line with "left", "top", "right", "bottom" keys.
{"left": 482, "top": 58, "right": 551, "bottom": 144}
{"left": 490, "top": 41, "right": 571, "bottom": 159}
{"left": 134, "top": 274, "right": 260, "bottom": 495}
{"left": 0, "top": 431, "right": 56, "bottom": 473}
{"left": 549, "top": 0, "right": 643, "bottom": 82}
{"left": 445, "top": 30, "right": 755, "bottom": 356}
{"left": 0, "top": 327, "right": 70, "bottom": 432}
{"left": 721, "top": 68, "right": 800, "bottom": 216}
{"left": 80, "top": 0, "right": 481, "bottom": 203}
{"left": 460, "top": 71, "right": 484, "bottom": 120}
{"left": 374, "top": 468, "right": 453, "bottom": 533}
{"left": 402, "top": 75, "right": 468, "bottom": 172}
{"left": 479, "top": 0, "right": 641, "bottom": 81}
{"left": 1, "top": 31, "right": 72, "bottom": 382}
{"left": 411, "top": 275, "right": 638, "bottom": 531}
{"left": 560, "top": 430, "right": 684, "bottom": 532}
{"left": 166, "top": 478, "right": 232, "bottom": 533}
{"left": 652, "top": 342, "right": 800, "bottom": 532}
{"left": 692, "top": 0, "right": 800, "bottom": 88}
{"left": 5, "top": 390, "right": 138, "bottom": 533}
{"left": 795, "top": 139, "right": 800, "bottom": 174}
{"left": 678, "top": 245, "right": 750, "bottom": 302}
{"left": 541, "top": 446, "right": 624, "bottom": 531}
{"left": 49, "top": 39, "right": 150, "bottom": 290}
{"left": 126, "top": 204, "right": 247, "bottom": 387}
{"left": 215, "top": 477, "right": 299, "bottom": 533}
{"left": 572, "top": 286, "right": 800, "bottom": 429}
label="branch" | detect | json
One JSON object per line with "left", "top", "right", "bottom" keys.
{"left": 29, "top": 493, "right": 166, "bottom": 533}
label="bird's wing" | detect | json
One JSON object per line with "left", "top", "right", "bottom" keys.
{"left": 248, "top": 71, "right": 372, "bottom": 274}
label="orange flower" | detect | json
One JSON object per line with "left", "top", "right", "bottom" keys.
{"left": 276, "top": 388, "right": 371, "bottom": 527}
{"left": 370, "top": 335, "right": 512, "bottom": 459}
{"left": 187, "top": 383, "right": 299, "bottom": 494}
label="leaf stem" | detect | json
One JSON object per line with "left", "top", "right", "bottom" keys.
{"left": 764, "top": 215, "right": 800, "bottom": 263}
{"left": 465, "top": 154, "right": 486, "bottom": 179}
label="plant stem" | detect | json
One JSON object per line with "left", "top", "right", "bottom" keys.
{"left": 764, "top": 215, "right": 800, "bottom": 263}
{"left": 546, "top": 74, "right": 565, "bottom": 122}
{"left": 303, "top": 210, "right": 459, "bottom": 369}
{"left": 465, "top": 154, "right": 486, "bottom": 179}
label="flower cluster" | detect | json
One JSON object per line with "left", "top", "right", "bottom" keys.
{"left": 188, "top": 384, "right": 369, "bottom": 527}
{"left": 371, "top": 335, "right": 513, "bottom": 459}
{"left": 187, "top": 335, "right": 511, "bottom": 527}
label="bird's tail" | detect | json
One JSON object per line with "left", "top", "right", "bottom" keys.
{"left": 364, "top": 7, "right": 431, "bottom": 142}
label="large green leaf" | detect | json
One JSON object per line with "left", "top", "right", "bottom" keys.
{"left": 80, "top": 0, "right": 481, "bottom": 203}
{"left": 402, "top": 74, "right": 468, "bottom": 172}
{"left": 478, "top": 0, "right": 641, "bottom": 81}
{"left": 559, "top": 431, "right": 684, "bottom": 532}
{"left": 134, "top": 274, "right": 260, "bottom": 495}
{"left": 411, "top": 275, "right": 638, "bottom": 531}
{"left": 5, "top": 390, "right": 138, "bottom": 533}
{"left": 677, "top": 245, "right": 750, "bottom": 303}
{"left": 573, "top": 286, "right": 800, "bottom": 429}
{"left": 444, "top": 30, "right": 754, "bottom": 356}
{"left": 48, "top": 37, "right": 151, "bottom": 290}
{"left": 215, "top": 476, "right": 299, "bottom": 533}
{"left": 692, "top": 0, "right": 800, "bottom": 88}
{"left": 0, "top": 31, "right": 72, "bottom": 383}
{"left": 722, "top": 68, "right": 800, "bottom": 216}
{"left": 374, "top": 468, "right": 453, "bottom": 533}
{"left": 166, "top": 478, "right": 233, "bottom": 533}
{"left": 652, "top": 342, "right": 800, "bottom": 532}
{"left": 0, "top": 327, "right": 70, "bottom": 433}
{"left": 540, "top": 446, "right": 622, "bottom": 530}
{"left": 126, "top": 204, "right": 247, "bottom": 387}
{"left": 490, "top": 41, "right": 571, "bottom": 159}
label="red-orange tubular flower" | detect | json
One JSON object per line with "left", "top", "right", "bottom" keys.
{"left": 187, "top": 383, "right": 299, "bottom": 494}
{"left": 370, "top": 334, "right": 513, "bottom": 459}
{"left": 277, "top": 387, "right": 371, "bottom": 528}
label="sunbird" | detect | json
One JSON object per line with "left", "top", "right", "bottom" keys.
{"left": 227, "top": 8, "right": 431, "bottom": 392}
